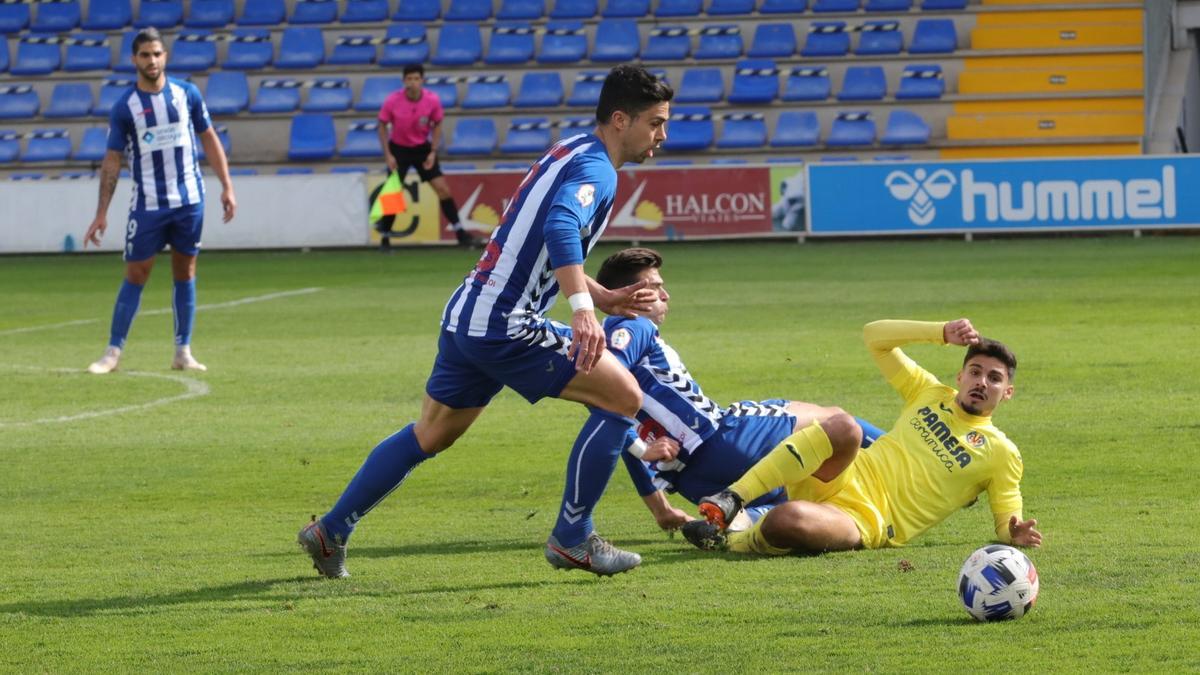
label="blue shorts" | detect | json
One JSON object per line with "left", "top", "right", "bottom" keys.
{"left": 124, "top": 203, "right": 204, "bottom": 262}
{"left": 425, "top": 320, "right": 580, "bottom": 408}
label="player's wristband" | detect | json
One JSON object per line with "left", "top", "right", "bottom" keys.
{"left": 568, "top": 292, "right": 594, "bottom": 313}
{"left": 626, "top": 438, "right": 648, "bottom": 459}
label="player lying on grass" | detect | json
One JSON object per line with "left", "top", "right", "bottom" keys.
{"left": 681, "top": 318, "right": 1043, "bottom": 555}
{"left": 546, "top": 248, "right": 885, "bottom": 575}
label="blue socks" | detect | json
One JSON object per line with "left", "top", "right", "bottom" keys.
{"left": 322, "top": 424, "right": 433, "bottom": 543}
{"left": 855, "top": 416, "right": 886, "bottom": 448}
{"left": 108, "top": 280, "right": 144, "bottom": 349}
{"left": 172, "top": 278, "right": 196, "bottom": 346}
{"left": 551, "top": 411, "right": 631, "bottom": 548}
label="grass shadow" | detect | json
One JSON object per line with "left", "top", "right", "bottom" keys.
{"left": 0, "top": 577, "right": 312, "bottom": 619}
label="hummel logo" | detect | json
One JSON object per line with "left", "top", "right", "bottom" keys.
{"left": 690, "top": 418, "right": 701, "bottom": 430}
{"left": 546, "top": 361, "right": 555, "bottom": 372}
{"left": 885, "top": 168, "right": 956, "bottom": 226}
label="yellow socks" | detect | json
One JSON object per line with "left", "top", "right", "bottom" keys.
{"left": 727, "top": 518, "right": 791, "bottom": 556}
{"left": 729, "top": 420, "right": 834, "bottom": 504}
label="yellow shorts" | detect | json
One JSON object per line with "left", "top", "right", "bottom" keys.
{"left": 786, "top": 459, "right": 895, "bottom": 549}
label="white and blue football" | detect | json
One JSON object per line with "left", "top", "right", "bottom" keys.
{"left": 957, "top": 544, "right": 1040, "bottom": 621}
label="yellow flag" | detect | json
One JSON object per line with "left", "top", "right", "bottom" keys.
{"left": 370, "top": 171, "right": 407, "bottom": 223}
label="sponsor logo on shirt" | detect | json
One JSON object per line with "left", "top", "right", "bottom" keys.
{"left": 909, "top": 405, "right": 973, "bottom": 471}
{"left": 576, "top": 184, "right": 595, "bottom": 208}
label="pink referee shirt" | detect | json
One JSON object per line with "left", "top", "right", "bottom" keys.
{"left": 378, "top": 88, "right": 444, "bottom": 147}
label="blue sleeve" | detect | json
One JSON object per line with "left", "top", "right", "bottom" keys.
{"left": 604, "top": 317, "right": 655, "bottom": 370}
{"left": 544, "top": 154, "right": 615, "bottom": 269}
{"left": 620, "top": 430, "right": 659, "bottom": 498}
{"left": 106, "top": 101, "right": 130, "bottom": 153}
{"left": 187, "top": 82, "right": 212, "bottom": 135}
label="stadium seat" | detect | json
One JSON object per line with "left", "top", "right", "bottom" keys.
{"left": 171, "top": 30, "right": 217, "bottom": 72}
{"left": 592, "top": 19, "right": 640, "bottom": 62}
{"left": 558, "top": 116, "right": 593, "bottom": 134}
{"left": 462, "top": 75, "right": 511, "bottom": 108}
{"left": 813, "top": 0, "right": 857, "bottom": 11}
{"left": 499, "top": 0, "right": 546, "bottom": 19}
{"left": 706, "top": 0, "right": 755, "bottom": 15}
{"left": 304, "top": 78, "right": 352, "bottom": 112}
{"left": 566, "top": 71, "right": 605, "bottom": 106}
{"left": 45, "top": 83, "right": 93, "bottom": 118}
{"left": 446, "top": 0, "right": 493, "bottom": 21}
{"left": 330, "top": 166, "right": 369, "bottom": 174}
{"left": 278, "top": 167, "right": 314, "bottom": 175}
{"left": 662, "top": 107, "right": 712, "bottom": 151}
{"left": 909, "top": 19, "right": 957, "bottom": 54}
{"left": 487, "top": 23, "right": 536, "bottom": 64}
{"left": 729, "top": 60, "right": 779, "bottom": 104}
{"left": 329, "top": 35, "right": 377, "bottom": 65}
{"left": 223, "top": 30, "right": 273, "bottom": 69}
{"left": 802, "top": 22, "right": 849, "bottom": 57}
{"left": 0, "top": 130, "right": 20, "bottom": 161}
{"left": 356, "top": 76, "right": 402, "bottom": 112}
{"left": 857, "top": 21, "right": 903, "bottom": 55}
{"left": 82, "top": 0, "right": 130, "bottom": 29}
{"left": 514, "top": 72, "right": 564, "bottom": 108}
{"left": 432, "top": 24, "right": 482, "bottom": 65}
{"left": 228, "top": 167, "right": 258, "bottom": 176}
{"left": 277, "top": 28, "right": 324, "bottom": 69}
{"left": 22, "top": 129, "right": 71, "bottom": 162}
{"left": 716, "top": 113, "right": 766, "bottom": 149}
{"left": 603, "top": 0, "right": 650, "bottom": 17}
{"left": 538, "top": 21, "right": 587, "bottom": 63}
{"left": 11, "top": 173, "right": 46, "bottom": 180}
{"left": 73, "top": 127, "right": 108, "bottom": 161}
{"left": 550, "top": 0, "right": 597, "bottom": 18}
{"left": 289, "top": 114, "right": 336, "bottom": 160}
{"left": 250, "top": 79, "right": 302, "bottom": 114}
{"left": 440, "top": 162, "right": 476, "bottom": 172}
{"left": 340, "top": 120, "right": 383, "bottom": 157}
{"left": 655, "top": 0, "right": 701, "bottom": 17}
{"left": 424, "top": 75, "right": 459, "bottom": 107}
{"left": 186, "top": 0, "right": 234, "bottom": 26}
{"left": 896, "top": 64, "right": 944, "bottom": 99}
{"left": 827, "top": 111, "right": 876, "bottom": 146}
{"left": 865, "top": 0, "right": 910, "bottom": 10}
{"left": 748, "top": 23, "right": 796, "bottom": 58}
{"left": 643, "top": 26, "right": 690, "bottom": 62}
{"left": 446, "top": 118, "right": 497, "bottom": 155}
{"left": 135, "top": 0, "right": 182, "bottom": 28}
{"left": 238, "top": 0, "right": 285, "bottom": 25}
{"left": 881, "top": 110, "right": 930, "bottom": 145}
{"left": 56, "top": 170, "right": 95, "bottom": 179}
{"left": 760, "top": 0, "right": 806, "bottom": 12}
{"left": 771, "top": 110, "right": 819, "bottom": 147}
{"left": 0, "top": 85, "right": 39, "bottom": 119}
{"left": 342, "top": 0, "right": 389, "bottom": 22}
{"left": 500, "top": 117, "right": 552, "bottom": 153}
{"left": 695, "top": 25, "right": 742, "bottom": 60}
{"left": 838, "top": 66, "right": 887, "bottom": 101}
{"left": 32, "top": 1, "right": 80, "bottom": 31}
{"left": 380, "top": 24, "right": 429, "bottom": 66}
{"left": 12, "top": 34, "right": 62, "bottom": 76}
{"left": 111, "top": 32, "right": 137, "bottom": 72}
{"left": 93, "top": 76, "right": 135, "bottom": 116}
{"left": 291, "top": 0, "right": 338, "bottom": 23}
{"left": 675, "top": 67, "right": 724, "bottom": 103}
{"left": 921, "top": 0, "right": 966, "bottom": 8}
{"left": 0, "top": 3, "right": 30, "bottom": 33}
{"left": 782, "top": 66, "right": 830, "bottom": 101}
{"left": 64, "top": 33, "right": 111, "bottom": 72}
{"left": 0, "top": 41, "right": 7, "bottom": 72}
{"left": 204, "top": 71, "right": 249, "bottom": 115}
{"left": 393, "top": 0, "right": 441, "bottom": 21}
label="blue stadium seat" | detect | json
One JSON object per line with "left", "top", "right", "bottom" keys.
{"left": 440, "top": 162, "right": 476, "bottom": 172}
{"left": 380, "top": 24, "right": 429, "bottom": 66}
{"left": 592, "top": 19, "right": 640, "bottom": 62}
{"left": 813, "top": 0, "right": 857, "bottom": 11}
{"left": 0, "top": 85, "right": 39, "bottom": 119}
{"left": 661, "top": 107, "right": 712, "bottom": 151}
{"left": 550, "top": 0, "right": 597, "bottom": 18}
{"left": 802, "top": 22, "right": 849, "bottom": 57}
{"left": 424, "top": 75, "right": 459, "bottom": 107}
{"left": 838, "top": 65, "right": 886, "bottom": 100}
{"left": 0, "top": 130, "right": 20, "bottom": 162}
{"left": 11, "top": 173, "right": 46, "bottom": 180}
{"left": 771, "top": 110, "right": 819, "bottom": 147}
{"left": 499, "top": 0, "right": 546, "bottom": 19}
{"left": 135, "top": 0, "right": 182, "bottom": 28}
{"left": 494, "top": 161, "right": 530, "bottom": 170}
{"left": 277, "top": 27, "right": 324, "bottom": 69}
{"left": 501, "top": 117, "right": 551, "bottom": 153}
{"left": 196, "top": 124, "right": 230, "bottom": 161}
{"left": 447, "top": 118, "right": 497, "bottom": 155}
{"left": 717, "top": 113, "right": 766, "bottom": 149}
{"left": 343, "top": 0, "right": 389, "bottom": 22}
{"left": 710, "top": 158, "right": 746, "bottom": 165}
{"left": 238, "top": 0, "right": 285, "bottom": 25}
{"left": 643, "top": 26, "right": 690, "bottom": 61}
{"left": 304, "top": 78, "right": 352, "bottom": 112}
{"left": 896, "top": 64, "right": 944, "bottom": 99}
{"left": 538, "top": 21, "right": 587, "bottom": 63}
{"left": 882, "top": 110, "right": 930, "bottom": 145}
{"left": 56, "top": 171, "right": 95, "bottom": 179}
{"left": 462, "top": 75, "right": 511, "bottom": 108}
{"left": 82, "top": 0, "right": 130, "bottom": 29}
{"left": 12, "top": 34, "right": 61, "bottom": 76}
{"left": 187, "top": 0, "right": 234, "bottom": 27}
{"left": 204, "top": 71, "right": 249, "bottom": 115}
{"left": 223, "top": 29, "right": 273, "bottom": 69}
{"left": 341, "top": 120, "right": 383, "bottom": 157}
{"left": 759, "top": 0, "right": 806, "bottom": 12}
{"left": 228, "top": 167, "right": 259, "bottom": 176}
{"left": 93, "top": 76, "right": 135, "bottom": 116}
{"left": 330, "top": 166, "right": 369, "bottom": 173}
{"left": 828, "top": 111, "right": 875, "bottom": 146}
{"left": 604, "top": 0, "right": 650, "bottom": 17}
{"left": 356, "top": 76, "right": 402, "bottom": 111}
{"left": 446, "top": 0, "right": 493, "bottom": 21}
{"left": 22, "top": 129, "right": 71, "bottom": 162}
{"left": 289, "top": 114, "right": 336, "bottom": 160}
{"left": 695, "top": 25, "right": 742, "bottom": 60}
{"left": 64, "top": 34, "right": 111, "bottom": 72}
{"left": 0, "top": 3, "right": 30, "bottom": 33}
{"left": 172, "top": 30, "right": 217, "bottom": 72}
{"left": 910, "top": 19, "right": 957, "bottom": 53}
{"left": 0, "top": 42, "right": 6, "bottom": 72}
{"left": 675, "top": 67, "right": 724, "bottom": 103}
{"left": 865, "top": 0, "right": 910, "bottom": 10}
{"left": 250, "top": 79, "right": 302, "bottom": 113}
{"left": 32, "top": 0, "right": 80, "bottom": 31}
{"left": 558, "top": 116, "right": 593, "bottom": 135}
{"left": 73, "top": 127, "right": 109, "bottom": 161}
{"left": 747, "top": 23, "right": 795, "bottom": 58}
{"left": 45, "top": 83, "right": 93, "bottom": 118}
{"left": 655, "top": 0, "right": 701, "bottom": 16}
{"left": 432, "top": 24, "right": 482, "bottom": 65}
{"left": 278, "top": 167, "right": 314, "bottom": 175}
{"left": 487, "top": 23, "right": 536, "bottom": 64}
{"left": 567, "top": 71, "right": 606, "bottom": 107}
{"left": 110, "top": 31, "right": 136, "bottom": 72}
{"left": 922, "top": 0, "right": 966, "bottom": 8}
{"left": 329, "top": 35, "right": 377, "bottom": 65}
{"left": 291, "top": 0, "right": 338, "bottom": 23}
{"left": 393, "top": 0, "right": 441, "bottom": 21}
{"left": 857, "top": 21, "right": 903, "bottom": 55}
{"left": 706, "top": 0, "right": 755, "bottom": 15}
{"left": 515, "top": 72, "right": 563, "bottom": 107}
{"left": 728, "top": 59, "right": 778, "bottom": 104}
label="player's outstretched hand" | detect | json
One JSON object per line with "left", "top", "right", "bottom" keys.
{"left": 944, "top": 318, "right": 980, "bottom": 346}
{"left": 84, "top": 216, "right": 107, "bottom": 248}
{"left": 221, "top": 188, "right": 237, "bottom": 223}
{"left": 642, "top": 437, "right": 680, "bottom": 462}
{"left": 567, "top": 308, "right": 605, "bottom": 373}
{"left": 595, "top": 278, "right": 653, "bottom": 318}
{"left": 654, "top": 506, "right": 694, "bottom": 532}
{"left": 1009, "top": 515, "right": 1042, "bottom": 548}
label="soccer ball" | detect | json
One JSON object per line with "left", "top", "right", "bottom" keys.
{"left": 957, "top": 544, "right": 1039, "bottom": 621}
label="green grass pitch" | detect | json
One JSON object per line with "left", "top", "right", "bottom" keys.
{"left": 1, "top": 237, "right": 1197, "bottom": 672}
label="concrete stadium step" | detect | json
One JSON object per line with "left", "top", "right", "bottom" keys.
{"left": 938, "top": 141, "right": 1141, "bottom": 159}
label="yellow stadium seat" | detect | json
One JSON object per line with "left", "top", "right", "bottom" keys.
{"left": 947, "top": 112, "right": 1143, "bottom": 139}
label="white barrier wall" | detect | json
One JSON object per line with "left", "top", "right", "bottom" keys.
{"left": 0, "top": 174, "right": 369, "bottom": 254}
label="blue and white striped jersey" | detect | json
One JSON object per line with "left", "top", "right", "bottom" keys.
{"left": 107, "top": 77, "right": 211, "bottom": 212}
{"left": 441, "top": 133, "right": 616, "bottom": 339}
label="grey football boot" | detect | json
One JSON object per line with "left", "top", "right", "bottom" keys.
{"left": 297, "top": 516, "right": 350, "bottom": 578}
{"left": 681, "top": 520, "right": 728, "bottom": 552}
{"left": 544, "top": 532, "right": 641, "bottom": 577}
{"left": 697, "top": 489, "right": 744, "bottom": 531}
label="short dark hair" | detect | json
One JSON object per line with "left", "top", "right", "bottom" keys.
{"left": 132, "top": 27, "right": 163, "bottom": 55}
{"left": 403, "top": 63, "right": 425, "bottom": 77}
{"left": 595, "top": 65, "right": 674, "bottom": 125}
{"left": 964, "top": 338, "right": 1017, "bottom": 381}
{"left": 596, "top": 247, "right": 663, "bottom": 290}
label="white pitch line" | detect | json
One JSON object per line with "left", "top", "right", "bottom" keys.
{"left": 0, "top": 367, "right": 210, "bottom": 429}
{"left": 0, "top": 287, "right": 323, "bottom": 337}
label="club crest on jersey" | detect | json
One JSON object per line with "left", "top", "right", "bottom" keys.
{"left": 965, "top": 431, "right": 987, "bottom": 449}
{"left": 610, "top": 327, "right": 632, "bottom": 350}
{"left": 575, "top": 184, "right": 595, "bottom": 207}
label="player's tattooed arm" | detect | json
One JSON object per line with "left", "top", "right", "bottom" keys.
{"left": 85, "top": 150, "right": 123, "bottom": 247}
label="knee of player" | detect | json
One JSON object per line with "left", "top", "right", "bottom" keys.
{"left": 614, "top": 386, "right": 642, "bottom": 418}
{"left": 822, "top": 412, "right": 862, "bottom": 453}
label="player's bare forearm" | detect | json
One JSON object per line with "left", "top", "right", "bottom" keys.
{"left": 95, "top": 150, "right": 122, "bottom": 216}
{"left": 642, "top": 490, "right": 692, "bottom": 531}
{"left": 586, "top": 275, "right": 652, "bottom": 318}
{"left": 200, "top": 127, "right": 233, "bottom": 190}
